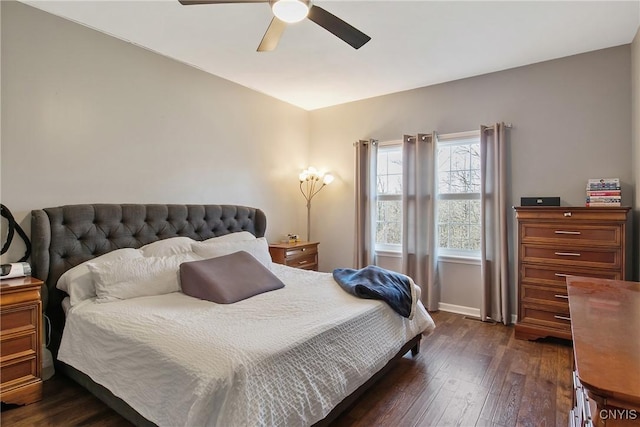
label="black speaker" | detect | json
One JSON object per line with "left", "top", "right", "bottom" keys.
{"left": 520, "top": 197, "right": 560, "bottom": 207}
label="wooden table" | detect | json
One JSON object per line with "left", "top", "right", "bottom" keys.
{"left": 567, "top": 276, "right": 640, "bottom": 426}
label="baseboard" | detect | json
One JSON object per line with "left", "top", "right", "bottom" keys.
{"left": 438, "top": 302, "right": 481, "bottom": 318}
{"left": 437, "top": 303, "right": 518, "bottom": 325}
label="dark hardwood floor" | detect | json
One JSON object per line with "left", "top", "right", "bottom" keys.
{"left": 1, "top": 311, "right": 573, "bottom": 426}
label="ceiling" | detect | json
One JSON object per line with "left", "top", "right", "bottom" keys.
{"left": 20, "top": 0, "right": 640, "bottom": 111}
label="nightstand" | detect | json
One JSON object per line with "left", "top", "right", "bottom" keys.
{"left": 269, "top": 241, "right": 319, "bottom": 271}
{"left": 0, "top": 276, "right": 43, "bottom": 405}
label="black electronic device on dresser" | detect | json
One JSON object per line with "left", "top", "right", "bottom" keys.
{"left": 520, "top": 197, "right": 561, "bottom": 207}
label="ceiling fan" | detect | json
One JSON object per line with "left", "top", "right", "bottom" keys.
{"left": 178, "top": 0, "right": 371, "bottom": 52}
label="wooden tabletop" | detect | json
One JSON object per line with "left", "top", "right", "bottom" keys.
{"left": 567, "top": 275, "right": 640, "bottom": 408}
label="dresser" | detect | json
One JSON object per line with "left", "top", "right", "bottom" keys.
{"left": 567, "top": 276, "right": 640, "bottom": 427}
{"left": 0, "top": 276, "right": 43, "bottom": 405}
{"left": 514, "top": 206, "right": 630, "bottom": 341}
{"left": 269, "top": 241, "right": 319, "bottom": 271}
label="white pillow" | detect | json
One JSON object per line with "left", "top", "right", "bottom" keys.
{"left": 201, "top": 231, "right": 257, "bottom": 244}
{"left": 88, "top": 253, "right": 199, "bottom": 303}
{"left": 139, "top": 236, "right": 195, "bottom": 257}
{"left": 57, "top": 248, "right": 143, "bottom": 307}
{"left": 191, "top": 237, "right": 272, "bottom": 270}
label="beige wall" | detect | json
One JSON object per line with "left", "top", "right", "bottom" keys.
{"left": 0, "top": 1, "right": 310, "bottom": 262}
{"left": 632, "top": 27, "right": 640, "bottom": 280}
{"left": 310, "top": 46, "right": 633, "bottom": 312}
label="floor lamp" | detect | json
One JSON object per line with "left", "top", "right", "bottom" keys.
{"left": 299, "top": 167, "right": 334, "bottom": 241}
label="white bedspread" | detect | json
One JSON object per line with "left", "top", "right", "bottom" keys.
{"left": 58, "top": 264, "right": 435, "bottom": 427}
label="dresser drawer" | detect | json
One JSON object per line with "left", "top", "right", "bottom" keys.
{"left": 0, "top": 305, "right": 38, "bottom": 334}
{"left": 521, "top": 284, "right": 569, "bottom": 306}
{"left": 520, "top": 223, "right": 621, "bottom": 247}
{"left": 0, "top": 356, "right": 38, "bottom": 388}
{"left": 521, "top": 245, "right": 621, "bottom": 270}
{"left": 520, "top": 304, "right": 571, "bottom": 331}
{"left": 521, "top": 264, "right": 621, "bottom": 287}
{"left": 0, "top": 333, "right": 37, "bottom": 363}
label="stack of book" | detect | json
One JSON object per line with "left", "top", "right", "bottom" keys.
{"left": 586, "top": 178, "right": 621, "bottom": 207}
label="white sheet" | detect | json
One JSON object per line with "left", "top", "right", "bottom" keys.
{"left": 58, "top": 264, "right": 435, "bottom": 427}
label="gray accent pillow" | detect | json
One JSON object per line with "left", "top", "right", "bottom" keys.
{"left": 179, "top": 251, "right": 285, "bottom": 304}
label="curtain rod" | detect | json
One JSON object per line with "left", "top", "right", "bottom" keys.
{"left": 353, "top": 139, "right": 378, "bottom": 146}
{"left": 482, "top": 122, "right": 513, "bottom": 131}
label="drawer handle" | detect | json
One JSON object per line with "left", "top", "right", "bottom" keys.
{"left": 563, "top": 212, "right": 572, "bottom": 217}
{"left": 555, "top": 252, "right": 581, "bottom": 257}
{"left": 554, "top": 273, "right": 569, "bottom": 277}
{"left": 298, "top": 260, "right": 308, "bottom": 265}
{"left": 554, "top": 315, "right": 571, "bottom": 321}
{"left": 554, "top": 294, "right": 569, "bottom": 299}
{"left": 301, "top": 248, "right": 306, "bottom": 252}
{"left": 554, "top": 230, "right": 581, "bottom": 235}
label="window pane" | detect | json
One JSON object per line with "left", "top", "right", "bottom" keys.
{"left": 377, "top": 175, "right": 388, "bottom": 194}
{"left": 376, "top": 200, "right": 402, "bottom": 246}
{"left": 377, "top": 146, "right": 402, "bottom": 196}
{"left": 437, "top": 189, "right": 482, "bottom": 252}
{"left": 387, "top": 150, "right": 402, "bottom": 174}
{"left": 438, "top": 141, "right": 481, "bottom": 196}
{"left": 388, "top": 174, "right": 402, "bottom": 194}
{"left": 451, "top": 146, "right": 470, "bottom": 170}
{"left": 470, "top": 143, "right": 481, "bottom": 169}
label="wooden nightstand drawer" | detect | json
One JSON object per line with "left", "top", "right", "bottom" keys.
{"left": 0, "top": 355, "right": 38, "bottom": 387}
{"left": 1, "top": 333, "right": 37, "bottom": 363}
{"left": 284, "top": 244, "right": 318, "bottom": 259}
{"left": 269, "top": 241, "right": 319, "bottom": 271}
{"left": 286, "top": 253, "right": 317, "bottom": 270}
{"left": 1, "top": 305, "right": 38, "bottom": 334}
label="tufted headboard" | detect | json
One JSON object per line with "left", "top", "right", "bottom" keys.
{"left": 31, "top": 204, "right": 266, "bottom": 355}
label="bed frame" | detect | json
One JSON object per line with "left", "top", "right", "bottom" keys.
{"left": 30, "top": 203, "right": 421, "bottom": 426}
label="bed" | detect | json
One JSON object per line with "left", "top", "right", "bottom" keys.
{"left": 30, "top": 204, "right": 435, "bottom": 426}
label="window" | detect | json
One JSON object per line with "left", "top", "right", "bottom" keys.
{"left": 436, "top": 132, "right": 481, "bottom": 256}
{"left": 375, "top": 143, "right": 402, "bottom": 251}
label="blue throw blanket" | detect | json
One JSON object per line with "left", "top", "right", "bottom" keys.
{"left": 332, "top": 265, "right": 414, "bottom": 318}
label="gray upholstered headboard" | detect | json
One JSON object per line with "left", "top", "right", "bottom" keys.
{"left": 31, "top": 204, "right": 266, "bottom": 355}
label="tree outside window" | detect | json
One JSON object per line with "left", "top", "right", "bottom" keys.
{"left": 375, "top": 145, "right": 402, "bottom": 249}
{"left": 437, "top": 137, "right": 481, "bottom": 255}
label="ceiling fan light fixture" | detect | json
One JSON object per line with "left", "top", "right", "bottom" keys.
{"left": 272, "top": 0, "right": 309, "bottom": 24}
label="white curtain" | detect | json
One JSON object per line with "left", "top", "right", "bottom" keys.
{"left": 480, "top": 123, "right": 510, "bottom": 324}
{"left": 354, "top": 139, "right": 378, "bottom": 268}
{"left": 402, "top": 133, "right": 439, "bottom": 311}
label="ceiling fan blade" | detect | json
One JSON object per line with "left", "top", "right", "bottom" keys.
{"left": 257, "top": 17, "right": 287, "bottom": 52}
{"left": 178, "top": 1, "right": 267, "bottom": 5}
{"left": 307, "top": 5, "right": 371, "bottom": 49}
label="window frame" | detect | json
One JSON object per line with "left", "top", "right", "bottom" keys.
{"left": 436, "top": 130, "right": 482, "bottom": 259}
{"left": 375, "top": 140, "right": 403, "bottom": 253}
